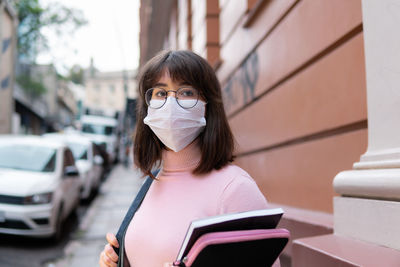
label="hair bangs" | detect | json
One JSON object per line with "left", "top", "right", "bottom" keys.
{"left": 163, "top": 52, "right": 201, "bottom": 88}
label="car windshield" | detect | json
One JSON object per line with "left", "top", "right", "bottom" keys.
{"left": 0, "top": 144, "right": 57, "bottom": 172}
{"left": 82, "top": 123, "right": 114, "bottom": 136}
{"left": 68, "top": 142, "right": 88, "bottom": 160}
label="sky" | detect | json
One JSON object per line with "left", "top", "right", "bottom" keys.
{"left": 36, "top": 0, "right": 140, "bottom": 74}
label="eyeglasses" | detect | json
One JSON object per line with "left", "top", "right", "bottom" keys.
{"left": 145, "top": 87, "right": 200, "bottom": 109}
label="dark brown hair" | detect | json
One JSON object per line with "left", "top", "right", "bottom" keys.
{"left": 134, "top": 50, "right": 234, "bottom": 178}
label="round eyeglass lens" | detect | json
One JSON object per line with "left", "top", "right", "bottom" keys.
{"left": 145, "top": 88, "right": 167, "bottom": 109}
{"left": 176, "top": 87, "right": 199, "bottom": 109}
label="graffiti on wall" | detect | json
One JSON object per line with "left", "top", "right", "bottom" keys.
{"left": 222, "top": 52, "right": 259, "bottom": 114}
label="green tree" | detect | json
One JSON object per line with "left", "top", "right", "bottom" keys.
{"left": 16, "top": 74, "right": 48, "bottom": 96}
{"left": 68, "top": 65, "right": 85, "bottom": 85}
{"left": 15, "top": 0, "right": 87, "bottom": 62}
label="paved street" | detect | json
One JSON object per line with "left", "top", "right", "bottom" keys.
{"left": 0, "top": 164, "right": 142, "bottom": 267}
{"left": 51, "top": 164, "right": 143, "bottom": 267}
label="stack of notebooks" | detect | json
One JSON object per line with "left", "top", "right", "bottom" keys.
{"left": 173, "top": 208, "right": 289, "bottom": 267}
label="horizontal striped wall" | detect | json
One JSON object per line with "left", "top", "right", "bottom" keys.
{"left": 218, "top": 0, "right": 367, "bottom": 213}
{"left": 235, "top": 129, "right": 367, "bottom": 212}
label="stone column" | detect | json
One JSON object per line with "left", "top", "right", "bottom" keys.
{"left": 333, "top": 0, "right": 400, "bottom": 250}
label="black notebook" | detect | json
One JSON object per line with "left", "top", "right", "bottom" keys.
{"left": 176, "top": 208, "right": 284, "bottom": 262}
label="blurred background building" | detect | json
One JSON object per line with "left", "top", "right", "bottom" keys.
{"left": 83, "top": 60, "right": 137, "bottom": 118}
{"left": 12, "top": 62, "right": 77, "bottom": 134}
{"left": 0, "top": 0, "right": 17, "bottom": 134}
{"left": 0, "top": 1, "right": 79, "bottom": 135}
{"left": 139, "top": 0, "right": 400, "bottom": 266}
{"left": 0, "top": 0, "right": 139, "bottom": 138}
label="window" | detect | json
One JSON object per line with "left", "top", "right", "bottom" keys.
{"left": 82, "top": 123, "right": 115, "bottom": 136}
{"left": 63, "top": 149, "right": 75, "bottom": 168}
{"left": 0, "top": 144, "right": 56, "bottom": 172}
{"left": 67, "top": 142, "right": 88, "bottom": 160}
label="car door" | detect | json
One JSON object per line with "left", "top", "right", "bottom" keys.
{"left": 62, "top": 148, "right": 80, "bottom": 215}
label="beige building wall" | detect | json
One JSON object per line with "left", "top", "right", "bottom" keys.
{"left": 0, "top": 1, "right": 16, "bottom": 134}
{"left": 84, "top": 70, "right": 137, "bottom": 114}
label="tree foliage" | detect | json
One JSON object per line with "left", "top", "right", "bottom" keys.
{"left": 16, "top": 74, "right": 48, "bottom": 96}
{"left": 15, "top": 0, "right": 87, "bottom": 62}
{"left": 68, "top": 65, "right": 85, "bottom": 85}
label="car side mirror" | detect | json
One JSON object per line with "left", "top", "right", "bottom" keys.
{"left": 64, "top": 166, "right": 79, "bottom": 177}
{"left": 94, "top": 155, "right": 104, "bottom": 165}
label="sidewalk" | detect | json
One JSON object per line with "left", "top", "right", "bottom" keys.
{"left": 53, "top": 164, "right": 143, "bottom": 267}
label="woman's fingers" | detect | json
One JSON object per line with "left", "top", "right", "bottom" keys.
{"left": 106, "top": 232, "right": 119, "bottom": 248}
{"left": 99, "top": 233, "right": 119, "bottom": 267}
{"left": 105, "top": 243, "right": 119, "bottom": 262}
{"left": 99, "top": 250, "right": 117, "bottom": 267}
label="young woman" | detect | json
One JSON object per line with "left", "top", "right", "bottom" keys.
{"left": 99, "top": 50, "right": 277, "bottom": 267}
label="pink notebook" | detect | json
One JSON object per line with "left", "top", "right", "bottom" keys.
{"left": 173, "top": 228, "right": 290, "bottom": 267}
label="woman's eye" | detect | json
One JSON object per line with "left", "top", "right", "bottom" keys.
{"left": 154, "top": 90, "right": 166, "bottom": 97}
{"left": 179, "top": 88, "right": 196, "bottom": 98}
{"left": 182, "top": 90, "right": 193, "bottom": 96}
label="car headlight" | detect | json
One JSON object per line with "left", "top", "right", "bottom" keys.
{"left": 24, "top": 192, "right": 53, "bottom": 205}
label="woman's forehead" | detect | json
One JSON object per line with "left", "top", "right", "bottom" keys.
{"left": 155, "top": 70, "right": 171, "bottom": 83}
{"left": 153, "top": 69, "right": 188, "bottom": 85}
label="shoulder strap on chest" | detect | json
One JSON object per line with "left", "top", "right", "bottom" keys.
{"left": 114, "top": 172, "right": 156, "bottom": 256}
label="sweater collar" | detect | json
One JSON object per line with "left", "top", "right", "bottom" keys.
{"left": 161, "top": 140, "right": 201, "bottom": 172}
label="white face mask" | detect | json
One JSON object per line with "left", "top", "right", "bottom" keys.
{"left": 143, "top": 97, "right": 206, "bottom": 152}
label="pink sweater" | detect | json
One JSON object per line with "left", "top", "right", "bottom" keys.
{"left": 124, "top": 142, "right": 269, "bottom": 267}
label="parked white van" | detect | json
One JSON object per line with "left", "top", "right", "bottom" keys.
{"left": 43, "top": 133, "right": 104, "bottom": 200}
{"left": 80, "top": 115, "right": 118, "bottom": 163}
{"left": 0, "top": 135, "right": 81, "bottom": 240}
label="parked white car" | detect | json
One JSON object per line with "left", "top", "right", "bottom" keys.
{"left": 0, "top": 135, "right": 81, "bottom": 239}
{"left": 43, "top": 133, "right": 103, "bottom": 200}
{"left": 80, "top": 115, "right": 119, "bottom": 163}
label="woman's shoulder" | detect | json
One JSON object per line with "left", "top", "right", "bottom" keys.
{"left": 210, "top": 164, "right": 261, "bottom": 196}
{"left": 215, "top": 164, "right": 268, "bottom": 213}
{"left": 214, "top": 164, "right": 254, "bottom": 183}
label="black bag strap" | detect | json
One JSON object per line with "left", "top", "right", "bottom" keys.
{"left": 113, "top": 171, "right": 157, "bottom": 258}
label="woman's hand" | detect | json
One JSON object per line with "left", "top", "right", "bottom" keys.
{"left": 163, "top": 263, "right": 174, "bottom": 267}
{"left": 99, "top": 232, "right": 119, "bottom": 267}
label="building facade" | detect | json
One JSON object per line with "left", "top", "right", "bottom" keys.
{"left": 1, "top": 1, "right": 77, "bottom": 135}
{"left": 83, "top": 68, "right": 137, "bottom": 117}
{"left": 13, "top": 63, "right": 77, "bottom": 134}
{"left": 0, "top": 0, "right": 17, "bottom": 134}
{"left": 139, "top": 0, "right": 400, "bottom": 265}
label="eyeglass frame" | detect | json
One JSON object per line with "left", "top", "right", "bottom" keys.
{"left": 144, "top": 87, "right": 203, "bottom": 109}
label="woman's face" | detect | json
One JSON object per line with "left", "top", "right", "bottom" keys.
{"left": 146, "top": 71, "right": 207, "bottom": 151}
